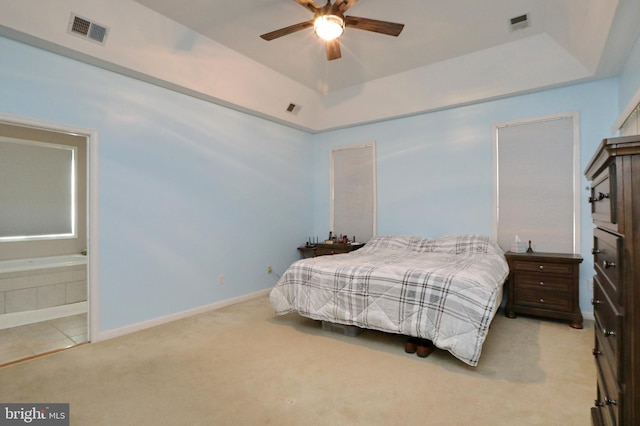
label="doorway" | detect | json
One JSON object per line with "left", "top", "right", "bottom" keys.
{"left": 0, "top": 114, "right": 96, "bottom": 366}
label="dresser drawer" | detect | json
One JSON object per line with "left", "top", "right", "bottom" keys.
{"left": 511, "top": 260, "right": 573, "bottom": 275}
{"left": 595, "top": 352, "right": 621, "bottom": 426}
{"left": 593, "top": 275, "right": 622, "bottom": 377}
{"left": 590, "top": 407, "right": 606, "bottom": 426}
{"left": 594, "top": 328, "right": 621, "bottom": 387}
{"left": 590, "top": 406, "right": 608, "bottom": 426}
{"left": 593, "top": 228, "right": 622, "bottom": 302}
{"left": 589, "top": 164, "right": 618, "bottom": 232}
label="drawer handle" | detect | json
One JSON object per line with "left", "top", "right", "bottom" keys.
{"left": 591, "top": 248, "right": 601, "bottom": 255}
{"left": 602, "top": 260, "right": 616, "bottom": 269}
{"left": 604, "top": 329, "right": 616, "bottom": 337}
{"left": 591, "top": 298, "right": 602, "bottom": 306}
{"left": 605, "top": 397, "right": 617, "bottom": 406}
{"left": 592, "top": 348, "right": 602, "bottom": 356}
{"left": 539, "top": 298, "right": 544, "bottom": 303}
{"left": 538, "top": 265, "right": 544, "bottom": 270}
{"left": 594, "top": 399, "right": 604, "bottom": 407}
{"left": 539, "top": 281, "right": 544, "bottom": 286}
{"left": 588, "top": 193, "right": 610, "bottom": 202}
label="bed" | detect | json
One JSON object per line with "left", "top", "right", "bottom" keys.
{"left": 270, "top": 234, "right": 509, "bottom": 366}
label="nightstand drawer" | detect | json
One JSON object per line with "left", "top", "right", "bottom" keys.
{"left": 513, "top": 274, "right": 572, "bottom": 292}
{"left": 511, "top": 260, "right": 572, "bottom": 275}
{"left": 312, "top": 243, "right": 364, "bottom": 257}
{"left": 315, "top": 247, "right": 347, "bottom": 256}
{"left": 512, "top": 287, "right": 571, "bottom": 311}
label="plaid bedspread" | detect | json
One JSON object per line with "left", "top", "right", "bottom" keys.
{"left": 270, "top": 235, "right": 509, "bottom": 366}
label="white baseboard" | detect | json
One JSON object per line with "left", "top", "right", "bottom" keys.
{"left": 0, "top": 302, "right": 87, "bottom": 330}
{"left": 93, "top": 289, "right": 271, "bottom": 343}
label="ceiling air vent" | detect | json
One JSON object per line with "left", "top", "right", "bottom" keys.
{"left": 68, "top": 14, "right": 109, "bottom": 45}
{"left": 509, "top": 14, "right": 529, "bottom": 32}
{"left": 285, "top": 103, "right": 301, "bottom": 115}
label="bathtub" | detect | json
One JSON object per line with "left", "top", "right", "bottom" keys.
{"left": 0, "top": 255, "right": 88, "bottom": 329}
{"left": 0, "top": 254, "right": 87, "bottom": 273}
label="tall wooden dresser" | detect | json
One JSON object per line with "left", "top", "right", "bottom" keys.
{"left": 585, "top": 135, "right": 640, "bottom": 425}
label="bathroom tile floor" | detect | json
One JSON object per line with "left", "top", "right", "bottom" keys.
{"left": 0, "top": 314, "right": 87, "bottom": 366}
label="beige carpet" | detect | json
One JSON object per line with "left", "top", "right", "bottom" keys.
{"left": 0, "top": 295, "right": 594, "bottom": 425}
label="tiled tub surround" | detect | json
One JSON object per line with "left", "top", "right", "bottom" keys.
{"left": 0, "top": 255, "right": 87, "bottom": 329}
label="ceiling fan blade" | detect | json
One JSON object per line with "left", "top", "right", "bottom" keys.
{"left": 333, "top": 0, "right": 359, "bottom": 14}
{"left": 325, "top": 39, "right": 342, "bottom": 61}
{"left": 294, "top": 0, "right": 322, "bottom": 13}
{"left": 260, "top": 20, "right": 314, "bottom": 41}
{"left": 344, "top": 16, "right": 404, "bottom": 36}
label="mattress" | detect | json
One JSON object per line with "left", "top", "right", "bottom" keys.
{"left": 270, "top": 234, "right": 509, "bottom": 366}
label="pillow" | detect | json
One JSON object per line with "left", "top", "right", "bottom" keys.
{"left": 407, "top": 237, "right": 436, "bottom": 253}
{"left": 362, "top": 234, "right": 503, "bottom": 255}
{"left": 361, "top": 235, "right": 413, "bottom": 251}
{"left": 432, "top": 234, "right": 503, "bottom": 255}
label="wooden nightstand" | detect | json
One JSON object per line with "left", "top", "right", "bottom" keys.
{"left": 297, "top": 243, "right": 365, "bottom": 258}
{"left": 505, "top": 251, "right": 583, "bottom": 329}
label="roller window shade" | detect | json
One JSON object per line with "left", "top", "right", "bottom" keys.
{"left": 331, "top": 144, "right": 376, "bottom": 243}
{"left": 620, "top": 104, "right": 639, "bottom": 136}
{"left": 0, "top": 139, "right": 75, "bottom": 238}
{"left": 496, "top": 117, "right": 576, "bottom": 253}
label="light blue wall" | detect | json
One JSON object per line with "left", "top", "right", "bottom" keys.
{"left": 0, "top": 37, "right": 313, "bottom": 331}
{"left": 0, "top": 32, "right": 628, "bottom": 329}
{"left": 312, "top": 79, "right": 620, "bottom": 315}
{"left": 618, "top": 32, "right": 640, "bottom": 111}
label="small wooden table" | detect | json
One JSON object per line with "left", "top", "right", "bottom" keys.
{"left": 504, "top": 251, "right": 583, "bottom": 328}
{"left": 297, "top": 243, "right": 365, "bottom": 258}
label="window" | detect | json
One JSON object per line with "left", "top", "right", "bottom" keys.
{"left": 620, "top": 103, "right": 640, "bottom": 136}
{"left": 494, "top": 114, "right": 579, "bottom": 253}
{"left": 330, "top": 143, "right": 376, "bottom": 243}
{"left": 0, "top": 138, "right": 76, "bottom": 241}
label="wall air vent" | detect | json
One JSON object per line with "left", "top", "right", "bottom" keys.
{"left": 68, "top": 14, "right": 109, "bottom": 45}
{"left": 509, "top": 14, "right": 529, "bottom": 32}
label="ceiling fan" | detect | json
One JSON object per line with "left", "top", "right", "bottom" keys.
{"left": 260, "top": 0, "right": 405, "bottom": 61}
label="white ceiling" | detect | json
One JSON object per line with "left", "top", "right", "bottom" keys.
{"left": 132, "top": 0, "right": 636, "bottom": 93}
{"left": 1, "top": 0, "right": 639, "bottom": 131}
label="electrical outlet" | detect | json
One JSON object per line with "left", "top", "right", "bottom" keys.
{"left": 267, "top": 266, "right": 273, "bottom": 274}
{"left": 218, "top": 274, "right": 224, "bottom": 285}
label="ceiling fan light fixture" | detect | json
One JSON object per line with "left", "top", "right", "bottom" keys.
{"left": 314, "top": 15, "right": 344, "bottom": 41}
